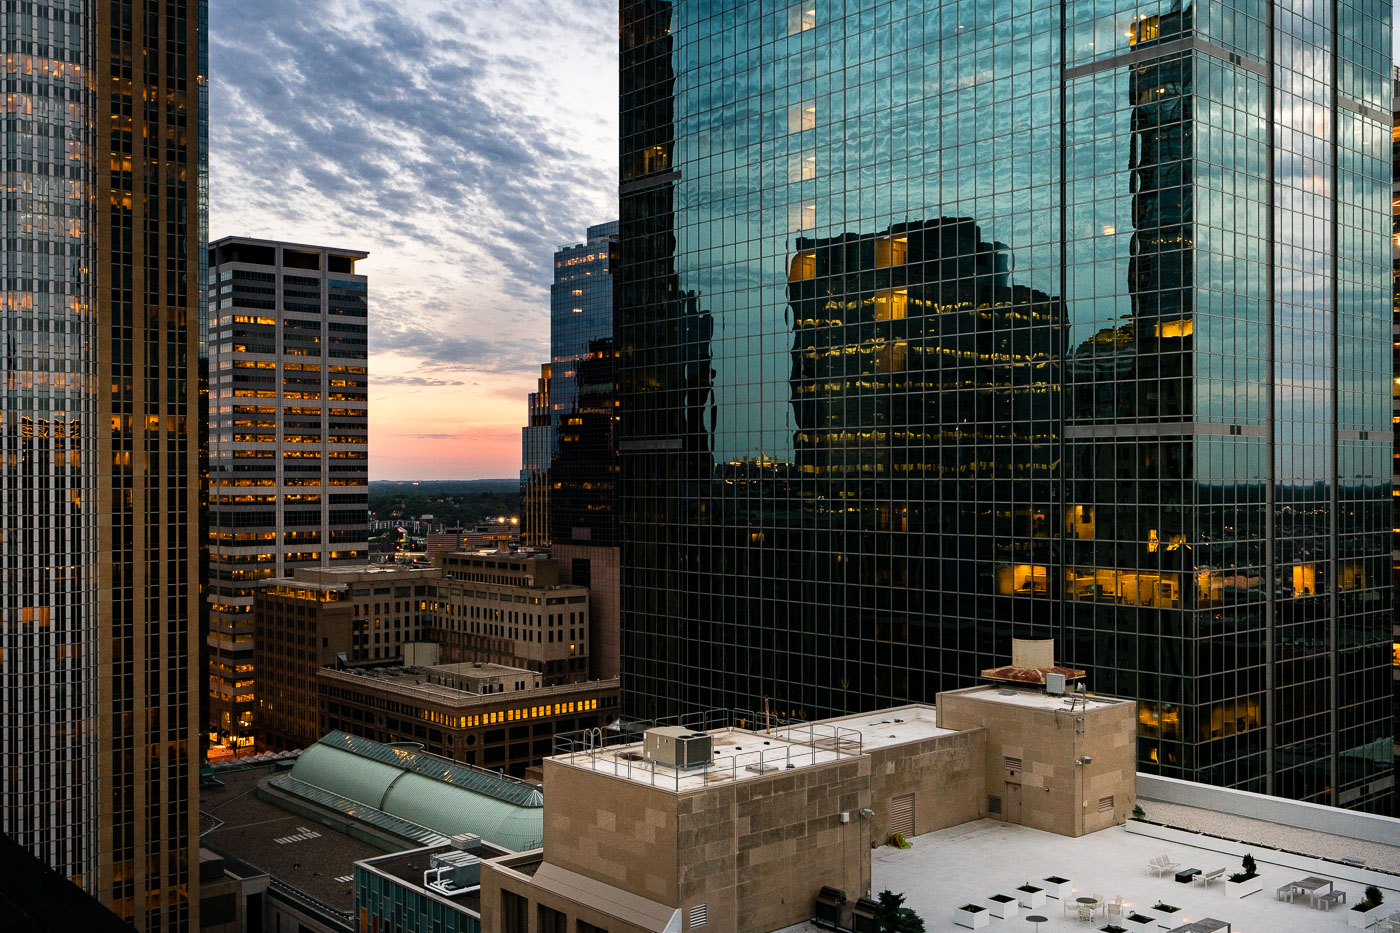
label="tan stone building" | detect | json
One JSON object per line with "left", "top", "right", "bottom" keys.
{"left": 427, "top": 551, "right": 590, "bottom": 683}
{"left": 478, "top": 683, "right": 1137, "bottom": 933}
{"left": 252, "top": 564, "right": 441, "bottom": 749}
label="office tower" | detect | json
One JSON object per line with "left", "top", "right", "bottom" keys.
{"left": 521, "top": 362, "right": 552, "bottom": 549}
{"left": 1392, "top": 72, "right": 1400, "bottom": 813}
{"left": 0, "top": 1, "right": 205, "bottom": 927}
{"left": 206, "top": 238, "right": 369, "bottom": 752}
{"left": 618, "top": 0, "right": 1394, "bottom": 810}
{"left": 549, "top": 222, "right": 622, "bottom": 678}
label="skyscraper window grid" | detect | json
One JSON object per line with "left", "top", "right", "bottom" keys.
{"left": 617, "top": 0, "right": 1393, "bottom": 811}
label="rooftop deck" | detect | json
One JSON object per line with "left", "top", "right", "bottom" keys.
{"left": 552, "top": 705, "right": 954, "bottom": 792}
{"left": 873, "top": 816, "right": 1399, "bottom": 933}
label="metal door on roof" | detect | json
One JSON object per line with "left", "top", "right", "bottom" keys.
{"left": 1005, "top": 782, "right": 1022, "bottom": 824}
{"left": 890, "top": 792, "right": 915, "bottom": 837}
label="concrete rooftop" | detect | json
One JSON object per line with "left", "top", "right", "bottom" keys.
{"left": 872, "top": 817, "right": 1399, "bottom": 933}
{"left": 554, "top": 705, "right": 950, "bottom": 792}
{"left": 201, "top": 765, "right": 379, "bottom": 913}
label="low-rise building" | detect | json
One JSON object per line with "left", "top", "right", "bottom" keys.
{"left": 318, "top": 662, "right": 619, "bottom": 777}
{"left": 478, "top": 672, "right": 1138, "bottom": 933}
{"left": 427, "top": 551, "right": 590, "bottom": 683}
{"left": 253, "top": 564, "right": 442, "bottom": 749}
{"left": 201, "top": 731, "right": 538, "bottom": 933}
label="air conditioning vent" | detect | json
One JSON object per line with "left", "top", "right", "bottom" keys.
{"left": 1004, "top": 756, "right": 1023, "bottom": 771}
{"left": 1098, "top": 795, "right": 1114, "bottom": 813}
{"left": 688, "top": 903, "right": 708, "bottom": 927}
{"left": 987, "top": 795, "right": 1002, "bottom": 815}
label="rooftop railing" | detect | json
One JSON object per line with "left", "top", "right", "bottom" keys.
{"left": 550, "top": 708, "right": 865, "bottom": 792}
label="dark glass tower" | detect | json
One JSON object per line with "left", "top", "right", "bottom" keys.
{"left": 548, "top": 223, "right": 622, "bottom": 678}
{"left": 618, "top": 0, "right": 1394, "bottom": 810}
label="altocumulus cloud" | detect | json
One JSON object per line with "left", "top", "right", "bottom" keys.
{"left": 210, "top": 0, "right": 617, "bottom": 471}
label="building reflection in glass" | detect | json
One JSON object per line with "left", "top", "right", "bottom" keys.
{"left": 617, "top": 0, "right": 1394, "bottom": 811}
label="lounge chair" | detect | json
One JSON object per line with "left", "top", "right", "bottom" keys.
{"left": 1193, "top": 868, "right": 1226, "bottom": 889}
{"left": 1148, "top": 855, "right": 1181, "bottom": 876}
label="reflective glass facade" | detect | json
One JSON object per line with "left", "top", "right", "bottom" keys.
{"left": 619, "top": 0, "right": 1393, "bottom": 810}
{"left": 1, "top": 1, "right": 205, "bottom": 926}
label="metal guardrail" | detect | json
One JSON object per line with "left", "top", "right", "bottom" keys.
{"left": 550, "top": 708, "right": 865, "bottom": 791}
{"left": 268, "top": 877, "right": 356, "bottom": 931}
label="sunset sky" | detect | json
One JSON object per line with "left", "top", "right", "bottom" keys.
{"left": 210, "top": 0, "right": 617, "bottom": 480}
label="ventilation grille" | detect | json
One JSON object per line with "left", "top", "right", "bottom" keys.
{"left": 1004, "top": 756, "right": 1023, "bottom": 771}
{"left": 1098, "top": 795, "right": 1114, "bottom": 813}
{"left": 688, "top": 903, "right": 708, "bottom": 927}
{"left": 987, "top": 795, "right": 1003, "bottom": 815}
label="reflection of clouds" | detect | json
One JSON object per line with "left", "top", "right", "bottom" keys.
{"left": 210, "top": 0, "right": 616, "bottom": 476}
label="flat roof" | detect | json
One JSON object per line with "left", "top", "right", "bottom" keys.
{"left": 318, "top": 667, "right": 615, "bottom": 708}
{"left": 551, "top": 705, "right": 949, "bottom": 792}
{"left": 792, "top": 704, "right": 955, "bottom": 751}
{"left": 201, "top": 764, "right": 380, "bottom": 914}
{"left": 358, "top": 846, "right": 483, "bottom": 917}
{"left": 950, "top": 684, "right": 1131, "bottom": 711}
{"left": 210, "top": 234, "right": 369, "bottom": 259}
{"left": 872, "top": 816, "right": 1399, "bottom": 933}
{"left": 430, "top": 661, "right": 536, "bottom": 678}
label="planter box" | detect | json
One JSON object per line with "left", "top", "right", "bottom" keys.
{"left": 1124, "top": 913, "right": 1156, "bottom": 932}
{"left": 1347, "top": 904, "right": 1383, "bottom": 929}
{"left": 1226, "top": 876, "right": 1263, "bottom": 899}
{"left": 954, "top": 905, "right": 989, "bottom": 930}
{"left": 987, "top": 895, "right": 1019, "bottom": 920}
{"left": 1017, "top": 886, "right": 1047, "bottom": 909}
{"left": 1152, "top": 909, "right": 1182, "bottom": 931}
{"left": 1043, "top": 877, "right": 1073, "bottom": 900}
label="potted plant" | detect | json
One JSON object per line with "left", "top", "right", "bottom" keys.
{"left": 887, "top": 831, "right": 912, "bottom": 849}
{"left": 875, "top": 891, "right": 925, "bottom": 933}
{"left": 1043, "top": 876, "right": 1073, "bottom": 900}
{"left": 953, "top": 903, "right": 989, "bottom": 930}
{"left": 1100, "top": 926, "right": 1127, "bottom": 933}
{"left": 1124, "top": 911, "right": 1156, "bottom": 932}
{"left": 1016, "top": 882, "right": 1047, "bottom": 909}
{"left": 987, "top": 894, "right": 1019, "bottom": 920}
{"left": 1132, "top": 804, "right": 1146, "bottom": 820}
{"left": 1151, "top": 902, "right": 1181, "bottom": 931}
{"left": 1348, "top": 885, "right": 1385, "bottom": 929}
{"left": 1225, "top": 852, "right": 1262, "bottom": 899}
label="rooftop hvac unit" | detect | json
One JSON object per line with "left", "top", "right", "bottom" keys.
{"left": 814, "top": 886, "right": 847, "bottom": 929}
{"left": 448, "top": 833, "right": 480, "bottom": 852}
{"left": 426, "top": 851, "right": 480, "bottom": 892}
{"left": 643, "top": 726, "right": 713, "bottom": 769}
{"left": 852, "top": 897, "right": 879, "bottom": 933}
{"left": 1046, "top": 672, "right": 1067, "bottom": 695}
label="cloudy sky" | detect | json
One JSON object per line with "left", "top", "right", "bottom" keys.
{"left": 210, "top": 0, "right": 617, "bottom": 480}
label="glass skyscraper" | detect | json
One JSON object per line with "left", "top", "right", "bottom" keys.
{"left": 618, "top": 0, "right": 1394, "bottom": 810}
{"left": 0, "top": 1, "right": 206, "bottom": 926}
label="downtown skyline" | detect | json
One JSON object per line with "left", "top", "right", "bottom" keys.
{"left": 210, "top": 0, "right": 617, "bottom": 479}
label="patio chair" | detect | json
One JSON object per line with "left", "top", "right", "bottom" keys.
{"left": 1275, "top": 884, "right": 1296, "bottom": 902}
{"left": 1094, "top": 895, "right": 1108, "bottom": 918}
{"left": 1077, "top": 903, "right": 1093, "bottom": 923}
{"left": 1106, "top": 897, "right": 1124, "bottom": 920}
